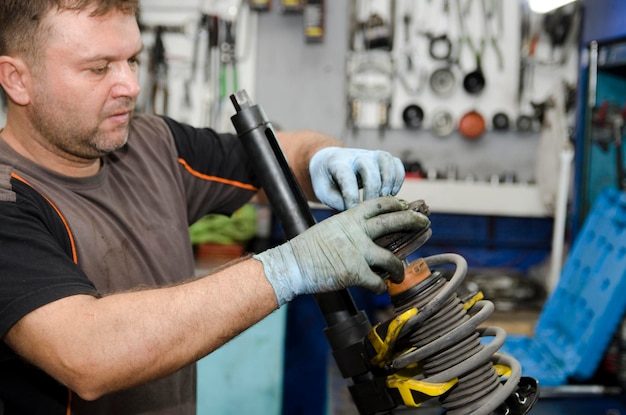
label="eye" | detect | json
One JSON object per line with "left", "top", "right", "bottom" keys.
{"left": 91, "top": 65, "right": 109, "bottom": 75}
{"left": 128, "top": 56, "right": 141, "bottom": 70}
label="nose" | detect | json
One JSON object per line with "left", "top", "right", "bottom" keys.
{"left": 111, "top": 62, "right": 141, "bottom": 99}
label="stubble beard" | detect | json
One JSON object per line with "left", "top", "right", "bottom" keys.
{"left": 28, "top": 94, "right": 133, "bottom": 162}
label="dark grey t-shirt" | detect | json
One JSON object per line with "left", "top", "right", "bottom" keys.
{"left": 0, "top": 114, "right": 259, "bottom": 415}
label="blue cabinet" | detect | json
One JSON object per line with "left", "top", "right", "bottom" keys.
{"left": 581, "top": 0, "right": 626, "bottom": 44}
{"left": 573, "top": 1, "right": 626, "bottom": 236}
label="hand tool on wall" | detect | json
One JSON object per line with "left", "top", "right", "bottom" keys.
{"left": 454, "top": 0, "right": 469, "bottom": 66}
{"left": 180, "top": 15, "right": 205, "bottom": 123}
{"left": 592, "top": 101, "right": 626, "bottom": 190}
{"left": 411, "top": 0, "right": 455, "bottom": 97}
{"left": 517, "top": 33, "right": 540, "bottom": 133}
{"left": 346, "top": 50, "right": 394, "bottom": 138}
{"left": 462, "top": 50, "right": 486, "bottom": 94}
{"left": 303, "top": 0, "right": 325, "bottom": 43}
{"left": 230, "top": 90, "right": 539, "bottom": 415}
{"left": 139, "top": 21, "right": 196, "bottom": 117}
{"left": 427, "top": 0, "right": 454, "bottom": 63}
{"left": 361, "top": 3, "right": 395, "bottom": 51}
{"left": 612, "top": 114, "right": 626, "bottom": 190}
{"left": 397, "top": 0, "right": 428, "bottom": 96}
{"left": 455, "top": 0, "right": 486, "bottom": 95}
{"left": 346, "top": 0, "right": 396, "bottom": 138}
{"left": 249, "top": 0, "right": 271, "bottom": 12}
{"left": 402, "top": 3, "right": 412, "bottom": 44}
{"left": 215, "top": 18, "right": 239, "bottom": 126}
{"left": 398, "top": 60, "right": 428, "bottom": 96}
{"left": 148, "top": 26, "right": 169, "bottom": 115}
{"left": 280, "top": 0, "right": 304, "bottom": 13}
{"left": 481, "top": 0, "right": 504, "bottom": 70}
{"left": 200, "top": 14, "right": 221, "bottom": 127}
{"left": 422, "top": 0, "right": 459, "bottom": 98}
{"left": 517, "top": 0, "right": 531, "bottom": 105}
{"left": 540, "top": 3, "right": 580, "bottom": 66}
{"left": 197, "top": 10, "right": 241, "bottom": 129}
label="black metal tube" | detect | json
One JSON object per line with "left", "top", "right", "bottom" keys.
{"left": 229, "top": 90, "right": 360, "bottom": 323}
{"left": 230, "top": 91, "right": 400, "bottom": 414}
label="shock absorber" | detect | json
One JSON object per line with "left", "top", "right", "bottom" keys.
{"left": 367, "top": 252, "right": 539, "bottom": 415}
{"left": 229, "top": 89, "right": 538, "bottom": 415}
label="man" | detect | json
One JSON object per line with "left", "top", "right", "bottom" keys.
{"left": 0, "top": 1, "right": 427, "bottom": 414}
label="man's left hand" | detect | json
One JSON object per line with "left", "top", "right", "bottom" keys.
{"left": 309, "top": 147, "right": 405, "bottom": 211}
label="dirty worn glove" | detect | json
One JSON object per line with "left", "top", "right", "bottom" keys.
{"left": 309, "top": 147, "right": 405, "bottom": 211}
{"left": 254, "top": 197, "right": 430, "bottom": 306}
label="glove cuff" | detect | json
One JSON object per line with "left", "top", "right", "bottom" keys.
{"left": 253, "top": 245, "right": 300, "bottom": 306}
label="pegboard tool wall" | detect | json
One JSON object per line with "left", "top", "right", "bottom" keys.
{"left": 0, "top": 0, "right": 579, "bottom": 185}
{"left": 138, "top": 0, "right": 259, "bottom": 132}
{"left": 255, "top": 0, "right": 580, "bottom": 183}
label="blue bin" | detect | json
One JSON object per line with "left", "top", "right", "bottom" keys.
{"left": 501, "top": 188, "right": 626, "bottom": 386}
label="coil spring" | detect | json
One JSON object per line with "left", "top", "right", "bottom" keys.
{"left": 387, "top": 253, "right": 529, "bottom": 415}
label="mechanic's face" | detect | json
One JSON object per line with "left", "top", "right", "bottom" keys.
{"left": 27, "top": 8, "right": 142, "bottom": 161}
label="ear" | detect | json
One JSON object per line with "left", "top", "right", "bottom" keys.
{"left": 0, "top": 56, "right": 31, "bottom": 106}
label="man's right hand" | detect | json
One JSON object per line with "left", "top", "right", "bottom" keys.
{"left": 253, "top": 196, "right": 431, "bottom": 306}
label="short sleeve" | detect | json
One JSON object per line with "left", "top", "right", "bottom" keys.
{"left": 0, "top": 176, "right": 98, "bottom": 342}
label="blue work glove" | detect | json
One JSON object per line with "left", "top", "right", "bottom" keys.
{"left": 309, "top": 147, "right": 405, "bottom": 211}
{"left": 254, "top": 197, "right": 430, "bottom": 306}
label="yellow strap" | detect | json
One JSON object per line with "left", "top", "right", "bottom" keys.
{"left": 462, "top": 291, "right": 484, "bottom": 310}
{"left": 368, "top": 308, "right": 418, "bottom": 367}
{"left": 387, "top": 374, "right": 458, "bottom": 407}
{"left": 493, "top": 364, "right": 512, "bottom": 378}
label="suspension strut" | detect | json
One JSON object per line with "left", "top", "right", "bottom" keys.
{"left": 229, "top": 90, "right": 538, "bottom": 415}
{"left": 369, "top": 254, "right": 539, "bottom": 414}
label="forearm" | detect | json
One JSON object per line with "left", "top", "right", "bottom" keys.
{"left": 275, "top": 130, "right": 342, "bottom": 201}
{"left": 5, "top": 257, "right": 277, "bottom": 401}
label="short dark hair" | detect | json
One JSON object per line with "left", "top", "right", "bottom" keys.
{"left": 0, "top": 0, "right": 141, "bottom": 63}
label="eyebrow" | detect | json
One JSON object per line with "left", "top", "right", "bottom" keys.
{"left": 82, "top": 43, "right": 145, "bottom": 63}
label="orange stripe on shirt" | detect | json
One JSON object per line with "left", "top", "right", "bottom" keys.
{"left": 10, "top": 173, "right": 79, "bottom": 264}
{"left": 177, "top": 157, "right": 259, "bottom": 192}
{"left": 66, "top": 388, "right": 72, "bottom": 415}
